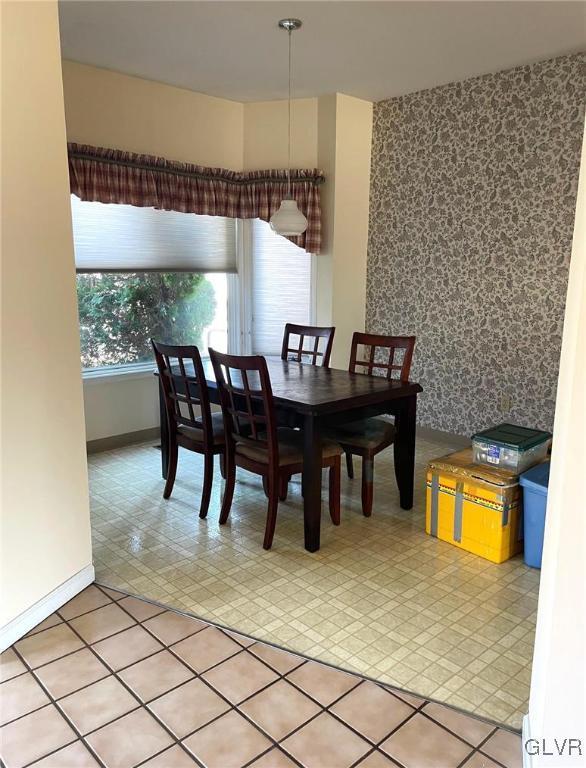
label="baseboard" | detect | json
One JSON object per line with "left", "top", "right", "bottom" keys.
{"left": 0, "top": 564, "right": 95, "bottom": 651}
{"left": 522, "top": 714, "right": 532, "bottom": 768}
{"left": 416, "top": 425, "right": 469, "bottom": 447}
{"left": 86, "top": 427, "right": 159, "bottom": 454}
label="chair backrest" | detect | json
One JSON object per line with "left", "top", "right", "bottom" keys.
{"left": 281, "top": 323, "right": 335, "bottom": 367}
{"left": 151, "top": 340, "right": 214, "bottom": 443}
{"left": 349, "top": 332, "right": 416, "bottom": 382}
{"left": 210, "top": 349, "right": 279, "bottom": 465}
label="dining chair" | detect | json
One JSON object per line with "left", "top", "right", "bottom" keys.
{"left": 281, "top": 323, "right": 335, "bottom": 367}
{"left": 325, "top": 332, "right": 416, "bottom": 517}
{"left": 210, "top": 349, "right": 342, "bottom": 549}
{"left": 152, "top": 340, "right": 225, "bottom": 519}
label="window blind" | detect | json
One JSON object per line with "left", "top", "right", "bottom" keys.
{"left": 71, "top": 196, "right": 237, "bottom": 273}
{"left": 250, "top": 218, "right": 312, "bottom": 355}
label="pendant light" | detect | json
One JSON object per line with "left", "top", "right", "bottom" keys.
{"left": 269, "top": 18, "right": 308, "bottom": 237}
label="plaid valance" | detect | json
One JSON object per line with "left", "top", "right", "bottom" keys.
{"left": 68, "top": 143, "right": 325, "bottom": 254}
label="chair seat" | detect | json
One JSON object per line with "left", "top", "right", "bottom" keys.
{"left": 236, "top": 428, "right": 342, "bottom": 467}
{"left": 177, "top": 411, "right": 225, "bottom": 444}
{"left": 325, "top": 417, "right": 396, "bottom": 450}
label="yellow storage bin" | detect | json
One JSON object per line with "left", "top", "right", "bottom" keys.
{"left": 425, "top": 449, "right": 523, "bottom": 564}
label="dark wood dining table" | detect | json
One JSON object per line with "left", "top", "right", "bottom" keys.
{"left": 158, "top": 357, "right": 422, "bottom": 553}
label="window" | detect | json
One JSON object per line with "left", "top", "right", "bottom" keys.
{"left": 71, "top": 196, "right": 236, "bottom": 273}
{"left": 72, "top": 197, "right": 232, "bottom": 373}
{"left": 77, "top": 272, "right": 228, "bottom": 370}
{"left": 71, "top": 198, "right": 314, "bottom": 374}
{"left": 248, "top": 218, "right": 314, "bottom": 356}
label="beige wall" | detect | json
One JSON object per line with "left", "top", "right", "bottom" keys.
{"left": 318, "top": 94, "right": 373, "bottom": 367}
{"left": 62, "top": 61, "right": 244, "bottom": 168}
{"left": 61, "top": 62, "right": 247, "bottom": 441}
{"left": 83, "top": 375, "right": 160, "bottom": 443}
{"left": 61, "top": 62, "right": 374, "bottom": 439}
{"left": 245, "top": 93, "right": 373, "bottom": 365}
{"left": 316, "top": 95, "right": 337, "bottom": 327}
{"left": 1, "top": 3, "right": 93, "bottom": 627}
{"left": 243, "top": 98, "right": 318, "bottom": 170}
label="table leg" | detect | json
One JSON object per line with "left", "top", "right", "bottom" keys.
{"left": 393, "top": 395, "right": 417, "bottom": 510}
{"left": 302, "top": 413, "right": 322, "bottom": 552}
{"left": 158, "top": 380, "right": 169, "bottom": 480}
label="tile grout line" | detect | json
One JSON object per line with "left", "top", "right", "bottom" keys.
{"left": 454, "top": 729, "right": 500, "bottom": 768}
{"left": 162, "top": 617, "right": 513, "bottom": 767}
{"left": 10, "top": 644, "right": 108, "bottom": 768}
{"left": 101, "top": 582, "right": 520, "bottom": 757}
{"left": 2, "top": 580, "right": 522, "bottom": 768}
{"left": 93, "top": 584, "right": 406, "bottom": 766}
{"left": 417, "top": 706, "right": 503, "bottom": 754}
{"left": 471, "top": 728, "right": 511, "bottom": 768}
{"left": 52, "top": 608, "right": 204, "bottom": 768}
{"left": 94, "top": 580, "right": 523, "bottom": 736}
{"left": 92, "top": 585, "right": 301, "bottom": 765}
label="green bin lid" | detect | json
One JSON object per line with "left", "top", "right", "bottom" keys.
{"left": 472, "top": 423, "right": 552, "bottom": 451}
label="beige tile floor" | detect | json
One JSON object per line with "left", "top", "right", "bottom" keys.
{"left": 1, "top": 585, "right": 523, "bottom": 768}
{"left": 88, "top": 437, "right": 539, "bottom": 729}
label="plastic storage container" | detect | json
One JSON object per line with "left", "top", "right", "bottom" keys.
{"left": 426, "top": 449, "right": 523, "bottom": 563}
{"left": 472, "top": 423, "right": 551, "bottom": 473}
{"left": 519, "top": 461, "right": 550, "bottom": 569}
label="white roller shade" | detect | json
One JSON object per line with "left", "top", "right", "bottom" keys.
{"left": 71, "top": 196, "right": 237, "bottom": 273}
{"left": 250, "top": 218, "right": 312, "bottom": 355}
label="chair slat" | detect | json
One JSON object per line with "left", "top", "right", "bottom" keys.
{"left": 281, "top": 323, "right": 335, "bottom": 367}
{"left": 349, "top": 332, "right": 415, "bottom": 382}
{"left": 152, "top": 339, "right": 221, "bottom": 519}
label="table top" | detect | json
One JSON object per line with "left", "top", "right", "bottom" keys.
{"left": 197, "top": 357, "right": 422, "bottom": 415}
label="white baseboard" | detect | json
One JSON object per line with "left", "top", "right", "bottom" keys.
{"left": 522, "top": 714, "right": 533, "bottom": 768}
{"left": 0, "top": 564, "right": 95, "bottom": 652}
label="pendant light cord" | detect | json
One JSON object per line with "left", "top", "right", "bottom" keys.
{"left": 287, "top": 27, "right": 292, "bottom": 198}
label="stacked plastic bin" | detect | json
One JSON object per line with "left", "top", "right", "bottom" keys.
{"left": 425, "top": 423, "right": 551, "bottom": 565}
{"left": 519, "top": 462, "right": 550, "bottom": 568}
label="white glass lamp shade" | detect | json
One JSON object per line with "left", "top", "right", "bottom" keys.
{"left": 269, "top": 199, "right": 308, "bottom": 236}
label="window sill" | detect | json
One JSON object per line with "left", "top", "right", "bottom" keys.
{"left": 82, "top": 363, "right": 156, "bottom": 384}
{"left": 81, "top": 355, "right": 216, "bottom": 384}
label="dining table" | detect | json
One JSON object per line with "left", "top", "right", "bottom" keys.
{"left": 158, "top": 357, "right": 422, "bottom": 553}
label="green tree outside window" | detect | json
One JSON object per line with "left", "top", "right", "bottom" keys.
{"left": 77, "top": 272, "right": 216, "bottom": 368}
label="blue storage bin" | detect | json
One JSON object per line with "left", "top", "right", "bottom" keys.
{"left": 519, "top": 461, "right": 550, "bottom": 568}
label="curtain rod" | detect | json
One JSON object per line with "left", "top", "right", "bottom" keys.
{"left": 68, "top": 152, "right": 325, "bottom": 186}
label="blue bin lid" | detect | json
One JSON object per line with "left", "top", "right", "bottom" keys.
{"left": 520, "top": 461, "right": 550, "bottom": 494}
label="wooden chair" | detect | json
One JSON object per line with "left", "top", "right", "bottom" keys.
{"left": 152, "top": 340, "right": 225, "bottom": 519}
{"left": 326, "top": 332, "right": 416, "bottom": 518}
{"left": 210, "top": 349, "right": 342, "bottom": 550}
{"left": 281, "top": 323, "right": 335, "bottom": 367}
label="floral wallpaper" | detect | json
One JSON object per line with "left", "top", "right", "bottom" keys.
{"left": 366, "top": 54, "right": 586, "bottom": 436}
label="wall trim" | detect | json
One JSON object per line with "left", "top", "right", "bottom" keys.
{"left": 87, "top": 424, "right": 465, "bottom": 455}
{"left": 86, "top": 427, "right": 159, "bottom": 454}
{"left": 416, "top": 425, "right": 469, "bottom": 448}
{"left": 0, "top": 564, "right": 95, "bottom": 651}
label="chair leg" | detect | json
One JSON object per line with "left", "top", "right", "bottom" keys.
{"left": 361, "top": 457, "right": 374, "bottom": 517}
{"left": 263, "top": 476, "right": 279, "bottom": 550}
{"left": 279, "top": 476, "right": 289, "bottom": 502}
{"left": 199, "top": 452, "right": 214, "bottom": 519}
{"left": 345, "top": 450, "right": 354, "bottom": 479}
{"left": 329, "top": 458, "right": 341, "bottom": 525}
{"left": 163, "top": 441, "right": 178, "bottom": 499}
{"left": 219, "top": 453, "right": 227, "bottom": 480}
{"left": 262, "top": 475, "right": 270, "bottom": 499}
{"left": 219, "top": 456, "right": 236, "bottom": 524}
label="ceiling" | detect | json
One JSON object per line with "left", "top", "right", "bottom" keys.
{"left": 58, "top": 1, "right": 586, "bottom": 103}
